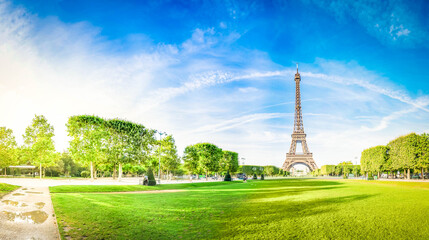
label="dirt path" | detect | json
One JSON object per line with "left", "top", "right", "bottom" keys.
{"left": 0, "top": 186, "right": 60, "bottom": 240}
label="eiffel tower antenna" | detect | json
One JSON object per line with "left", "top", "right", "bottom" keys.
{"left": 282, "top": 67, "right": 318, "bottom": 172}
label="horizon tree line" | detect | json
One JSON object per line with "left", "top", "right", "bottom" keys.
{"left": 360, "top": 133, "right": 429, "bottom": 179}
{"left": 0, "top": 114, "right": 245, "bottom": 179}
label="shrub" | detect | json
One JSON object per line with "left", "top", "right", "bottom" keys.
{"left": 253, "top": 174, "right": 257, "bottom": 180}
{"left": 367, "top": 172, "right": 374, "bottom": 180}
{"left": 80, "top": 171, "right": 90, "bottom": 178}
{"left": 261, "top": 174, "right": 264, "bottom": 180}
{"left": 224, "top": 171, "right": 232, "bottom": 181}
{"left": 147, "top": 167, "right": 157, "bottom": 186}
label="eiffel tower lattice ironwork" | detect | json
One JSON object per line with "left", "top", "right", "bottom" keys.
{"left": 282, "top": 65, "right": 318, "bottom": 172}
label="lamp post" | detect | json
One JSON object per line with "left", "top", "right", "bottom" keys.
{"left": 241, "top": 157, "right": 245, "bottom": 177}
{"left": 157, "top": 131, "right": 166, "bottom": 184}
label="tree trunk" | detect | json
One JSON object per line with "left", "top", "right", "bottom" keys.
{"left": 422, "top": 168, "right": 424, "bottom": 179}
{"left": 39, "top": 163, "right": 42, "bottom": 179}
{"left": 4, "top": 168, "right": 6, "bottom": 176}
{"left": 206, "top": 170, "right": 208, "bottom": 181}
{"left": 113, "top": 166, "right": 117, "bottom": 180}
{"left": 90, "top": 161, "right": 94, "bottom": 181}
{"left": 378, "top": 172, "right": 380, "bottom": 179}
{"left": 118, "top": 163, "right": 122, "bottom": 181}
{"left": 407, "top": 169, "right": 410, "bottom": 180}
{"left": 94, "top": 169, "right": 97, "bottom": 179}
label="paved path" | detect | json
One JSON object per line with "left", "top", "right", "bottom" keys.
{"left": 0, "top": 186, "right": 60, "bottom": 240}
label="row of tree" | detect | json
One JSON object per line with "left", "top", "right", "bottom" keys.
{"left": 67, "top": 115, "right": 157, "bottom": 180}
{"left": 0, "top": 116, "right": 60, "bottom": 178}
{"left": 182, "top": 143, "right": 239, "bottom": 179}
{"left": 361, "top": 133, "right": 429, "bottom": 179}
{"left": 1, "top": 115, "right": 244, "bottom": 181}
{"left": 241, "top": 165, "right": 289, "bottom": 177}
{"left": 312, "top": 162, "right": 361, "bottom": 177}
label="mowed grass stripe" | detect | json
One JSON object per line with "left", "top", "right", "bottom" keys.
{"left": 49, "top": 181, "right": 240, "bottom": 193}
{"left": 51, "top": 179, "right": 429, "bottom": 240}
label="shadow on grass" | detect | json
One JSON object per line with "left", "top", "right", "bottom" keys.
{"left": 52, "top": 179, "right": 352, "bottom": 240}
{"left": 220, "top": 193, "right": 377, "bottom": 239}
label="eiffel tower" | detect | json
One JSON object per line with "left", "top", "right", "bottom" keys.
{"left": 282, "top": 65, "right": 318, "bottom": 172}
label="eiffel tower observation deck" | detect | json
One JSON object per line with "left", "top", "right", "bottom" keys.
{"left": 282, "top": 65, "right": 318, "bottom": 172}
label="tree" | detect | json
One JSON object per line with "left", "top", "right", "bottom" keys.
{"left": 334, "top": 165, "right": 342, "bottom": 176}
{"left": 388, "top": 133, "right": 419, "bottom": 179}
{"left": 361, "top": 146, "right": 388, "bottom": 178}
{"left": 320, "top": 165, "right": 335, "bottom": 176}
{"left": 416, "top": 133, "right": 429, "bottom": 179}
{"left": 23, "top": 115, "right": 59, "bottom": 179}
{"left": 219, "top": 151, "right": 239, "bottom": 174}
{"left": 352, "top": 165, "right": 361, "bottom": 177}
{"left": 67, "top": 115, "right": 108, "bottom": 180}
{"left": 183, "top": 145, "right": 200, "bottom": 175}
{"left": 155, "top": 135, "right": 180, "bottom": 180}
{"left": 146, "top": 166, "right": 156, "bottom": 186}
{"left": 0, "top": 127, "right": 18, "bottom": 175}
{"left": 338, "top": 161, "right": 353, "bottom": 178}
{"left": 360, "top": 149, "right": 371, "bottom": 176}
{"left": 194, "top": 143, "right": 222, "bottom": 180}
{"left": 59, "top": 152, "right": 80, "bottom": 177}
{"left": 264, "top": 166, "right": 275, "bottom": 176}
{"left": 224, "top": 170, "right": 232, "bottom": 181}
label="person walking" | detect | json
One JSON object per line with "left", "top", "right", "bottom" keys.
{"left": 243, "top": 174, "right": 247, "bottom": 183}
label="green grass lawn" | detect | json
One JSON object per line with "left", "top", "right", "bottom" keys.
{"left": 50, "top": 181, "right": 239, "bottom": 193}
{"left": 0, "top": 183, "right": 20, "bottom": 198}
{"left": 51, "top": 179, "right": 429, "bottom": 239}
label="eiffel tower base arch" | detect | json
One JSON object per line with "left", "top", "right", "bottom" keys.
{"left": 282, "top": 153, "right": 318, "bottom": 172}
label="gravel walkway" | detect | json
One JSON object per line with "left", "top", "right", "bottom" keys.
{"left": 0, "top": 186, "right": 60, "bottom": 240}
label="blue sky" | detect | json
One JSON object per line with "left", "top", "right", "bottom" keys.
{"left": 1, "top": 0, "right": 428, "bottom": 167}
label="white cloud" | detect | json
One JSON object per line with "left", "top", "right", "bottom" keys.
{"left": 193, "top": 113, "right": 288, "bottom": 133}
{"left": 238, "top": 87, "right": 258, "bottom": 93}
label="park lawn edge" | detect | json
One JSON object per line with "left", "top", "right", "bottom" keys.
{"left": 49, "top": 180, "right": 242, "bottom": 193}
{"left": 0, "top": 183, "right": 20, "bottom": 199}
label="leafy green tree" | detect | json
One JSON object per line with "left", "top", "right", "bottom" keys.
{"left": 23, "top": 115, "right": 59, "bottom": 179}
{"left": 154, "top": 135, "right": 180, "bottom": 180}
{"left": 219, "top": 151, "right": 239, "bottom": 174}
{"left": 194, "top": 143, "right": 222, "bottom": 180}
{"left": 416, "top": 133, "right": 429, "bottom": 179}
{"left": 352, "top": 165, "right": 361, "bottom": 177}
{"left": 334, "top": 165, "right": 342, "bottom": 176}
{"left": 106, "top": 119, "right": 155, "bottom": 180}
{"left": 264, "top": 165, "right": 275, "bottom": 176}
{"left": 388, "top": 133, "right": 419, "bottom": 179}
{"left": 59, "top": 152, "right": 81, "bottom": 177}
{"left": 361, "top": 146, "right": 388, "bottom": 178}
{"left": 320, "top": 165, "right": 335, "bottom": 176}
{"left": 360, "top": 149, "right": 371, "bottom": 176}
{"left": 67, "top": 115, "right": 108, "bottom": 180}
{"left": 0, "top": 127, "right": 18, "bottom": 175}
{"left": 183, "top": 145, "right": 200, "bottom": 175}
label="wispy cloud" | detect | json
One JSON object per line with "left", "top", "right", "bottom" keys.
{"left": 192, "top": 113, "right": 289, "bottom": 133}
{"left": 304, "top": 0, "right": 429, "bottom": 47}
